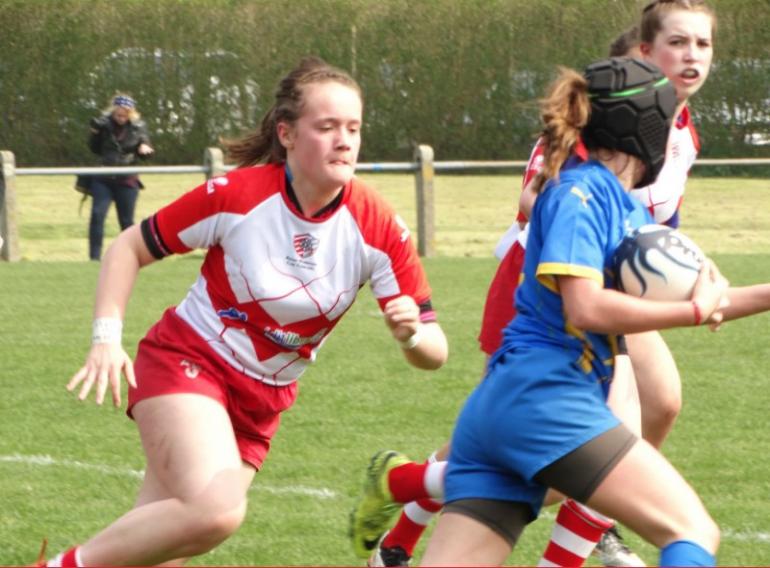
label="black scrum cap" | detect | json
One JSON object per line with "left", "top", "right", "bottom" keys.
{"left": 582, "top": 57, "right": 677, "bottom": 188}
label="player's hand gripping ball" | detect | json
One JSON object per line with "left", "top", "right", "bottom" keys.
{"left": 613, "top": 224, "right": 704, "bottom": 301}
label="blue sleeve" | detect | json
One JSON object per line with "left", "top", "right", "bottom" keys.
{"left": 536, "top": 181, "right": 609, "bottom": 286}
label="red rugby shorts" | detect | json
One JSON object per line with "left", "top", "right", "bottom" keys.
{"left": 129, "top": 308, "right": 298, "bottom": 469}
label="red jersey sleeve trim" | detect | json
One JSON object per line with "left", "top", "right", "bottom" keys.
{"left": 419, "top": 301, "right": 437, "bottom": 323}
{"left": 678, "top": 105, "right": 701, "bottom": 153}
{"left": 140, "top": 215, "right": 173, "bottom": 259}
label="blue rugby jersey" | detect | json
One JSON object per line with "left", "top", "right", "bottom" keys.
{"left": 502, "top": 160, "right": 653, "bottom": 383}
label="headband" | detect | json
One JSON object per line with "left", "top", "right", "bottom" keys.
{"left": 112, "top": 95, "right": 136, "bottom": 109}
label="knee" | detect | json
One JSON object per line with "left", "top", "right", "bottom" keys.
{"left": 666, "top": 511, "right": 720, "bottom": 554}
{"left": 198, "top": 501, "right": 248, "bottom": 546}
{"left": 642, "top": 398, "right": 681, "bottom": 448}
{"left": 641, "top": 375, "right": 682, "bottom": 433}
{"left": 183, "top": 493, "right": 249, "bottom": 553}
{"left": 672, "top": 517, "right": 720, "bottom": 557}
{"left": 697, "top": 516, "right": 721, "bottom": 552}
{"left": 653, "top": 389, "right": 682, "bottom": 425}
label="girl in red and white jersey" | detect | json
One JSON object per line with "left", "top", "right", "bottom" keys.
{"left": 46, "top": 57, "right": 448, "bottom": 567}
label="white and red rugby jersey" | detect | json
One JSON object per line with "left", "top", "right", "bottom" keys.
{"left": 494, "top": 108, "right": 699, "bottom": 257}
{"left": 142, "top": 163, "right": 433, "bottom": 386}
{"left": 628, "top": 105, "right": 700, "bottom": 227}
{"left": 493, "top": 139, "right": 588, "bottom": 258}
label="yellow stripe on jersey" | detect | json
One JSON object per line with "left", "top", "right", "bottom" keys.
{"left": 536, "top": 262, "right": 604, "bottom": 291}
{"left": 564, "top": 320, "right": 595, "bottom": 373}
{"left": 607, "top": 334, "right": 621, "bottom": 359}
{"left": 538, "top": 274, "right": 559, "bottom": 293}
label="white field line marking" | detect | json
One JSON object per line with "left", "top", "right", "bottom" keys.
{"left": 0, "top": 453, "right": 337, "bottom": 499}
{"left": 7, "top": 453, "right": 769, "bottom": 543}
{"left": 723, "top": 528, "right": 770, "bottom": 543}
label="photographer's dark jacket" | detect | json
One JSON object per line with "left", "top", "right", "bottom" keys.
{"left": 88, "top": 115, "right": 151, "bottom": 188}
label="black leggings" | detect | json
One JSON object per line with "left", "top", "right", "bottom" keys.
{"left": 444, "top": 424, "right": 637, "bottom": 547}
{"left": 89, "top": 177, "right": 139, "bottom": 260}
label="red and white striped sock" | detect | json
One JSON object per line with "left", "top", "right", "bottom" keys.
{"left": 381, "top": 497, "right": 443, "bottom": 556}
{"left": 47, "top": 546, "right": 82, "bottom": 568}
{"left": 382, "top": 452, "right": 445, "bottom": 555}
{"left": 387, "top": 459, "right": 446, "bottom": 503}
{"left": 538, "top": 500, "right": 614, "bottom": 567}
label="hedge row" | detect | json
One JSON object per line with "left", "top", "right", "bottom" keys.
{"left": 1, "top": 0, "right": 768, "bottom": 165}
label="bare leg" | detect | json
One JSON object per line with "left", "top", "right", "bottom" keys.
{"left": 586, "top": 438, "right": 719, "bottom": 553}
{"left": 626, "top": 331, "right": 681, "bottom": 448}
{"left": 420, "top": 512, "right": 511, "bottom": 566}
{"left": 77, "top": 394, "right": 256, "bottom": 566}
{"left": 423, "top": 440, "right": 718, "bottom": 566}
{"left": 606, "top": 353, "right": 642, "bottom": 437}
{"left": 130, "top": 463, "right": 200, "bottom": 567}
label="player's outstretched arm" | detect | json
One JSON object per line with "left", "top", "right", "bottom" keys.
{"left": 559, "top": 260, "right": 728, "bottom": 335}
{"left": 383, "top": 295, "right": 448, "bottom": 371}
{"left": 67, "top": 225, "right": 158, "bottom": 406}
{"left": 721, "top": 283, "right": 770, "bottom": 322}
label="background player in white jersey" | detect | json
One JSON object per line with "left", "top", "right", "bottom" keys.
{"left": 42, "top": 57, "right": 448, "bottom": 567}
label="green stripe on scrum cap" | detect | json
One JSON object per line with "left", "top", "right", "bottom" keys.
{"left": 591, "top": 77, "right": 670, "bottom": 99}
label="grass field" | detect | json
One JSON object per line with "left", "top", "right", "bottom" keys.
{"left": 1, "top": 173, "right": 770, "bottom": 565}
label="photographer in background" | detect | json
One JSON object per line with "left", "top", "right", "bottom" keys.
{"left": 87, "top": 94, "right": 154, "bottom": 261}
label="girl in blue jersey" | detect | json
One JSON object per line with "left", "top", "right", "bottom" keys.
{"left": 420, "top": 57, "right": 728, "bottom": 567}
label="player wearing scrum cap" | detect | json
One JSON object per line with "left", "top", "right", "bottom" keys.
{"left": 419, "top": 56, "right": 727, "bottom": 567}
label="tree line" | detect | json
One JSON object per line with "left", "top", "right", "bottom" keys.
{"left": 1, "top": 0, "right": 768, "bottom": 166}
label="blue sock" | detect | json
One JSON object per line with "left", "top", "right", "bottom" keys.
{"left": 660, "top": 540, "right": 715, "bottom": 566}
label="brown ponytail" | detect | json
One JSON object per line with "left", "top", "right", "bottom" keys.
{"left": 531, "top": 67, "right": 591, "bottom": 194}
{"left": 223, "top": 56, "right": 362, "bottom": 168}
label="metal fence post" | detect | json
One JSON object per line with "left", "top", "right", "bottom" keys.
{"left": 0, "top": 150, "right": 21, "bottom": 261}
{"left": 204, "top": 147, "right": 225, "bottom": 179}
{"left": 413, "top": 144, "right": 435, "bottom": 257}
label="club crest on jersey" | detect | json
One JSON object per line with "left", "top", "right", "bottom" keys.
{"left": 293, "top": 233, "right": 319, "bottom": 258}
{"left": 180, "top": 359, "right": 201, "bottom": 379}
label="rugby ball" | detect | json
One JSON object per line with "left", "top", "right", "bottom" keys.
{"left": 613, "top": 224, "right": 704, "bottom": 301}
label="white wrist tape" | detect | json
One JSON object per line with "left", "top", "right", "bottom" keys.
{"left": 398, "top": 329, "right": 422, "bottom": 350}
{"left": 92, "top": 317, "right": 123, "bottom": 345}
